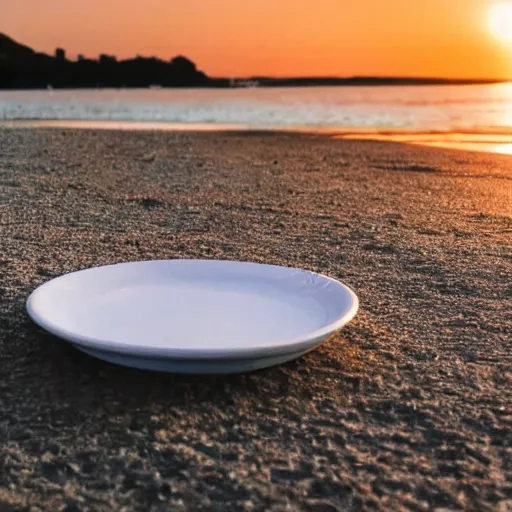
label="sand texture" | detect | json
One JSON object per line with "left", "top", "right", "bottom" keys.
{"left": 0, "top": 128, "right": 511, "bottom": 511}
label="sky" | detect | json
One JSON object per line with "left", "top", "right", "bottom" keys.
{"left": 2, "top": 0, "right": 512, "bottom": 79}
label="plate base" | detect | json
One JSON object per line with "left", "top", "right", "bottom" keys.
{"left": 74, "top": 344, "right": 319, "bottom": 374}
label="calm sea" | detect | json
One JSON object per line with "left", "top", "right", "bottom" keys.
{"left": 2, "top": 84, "right": 512, "bottom": 152}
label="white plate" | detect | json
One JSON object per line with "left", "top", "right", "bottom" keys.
{"left": 27, "top": 260, "right": 358, "bottom": 373}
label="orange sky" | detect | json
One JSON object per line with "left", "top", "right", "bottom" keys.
{"left": 3, "top": 0, "right": 512, "bottom": 78}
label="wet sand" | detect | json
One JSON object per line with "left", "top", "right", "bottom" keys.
{"left": 0, "top": 128, "right": 510, "bottom": 511}
{"left": 337, "top": 132, "right": 512, "bottom": 157}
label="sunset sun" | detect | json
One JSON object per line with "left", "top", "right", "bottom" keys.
{"left": 490, "top": 2, "right": 512, "bottom": 42}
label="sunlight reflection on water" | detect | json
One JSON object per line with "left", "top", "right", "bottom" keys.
{"left": 3, "top": 83, "right": 512, "bottom": 155}
{"left": 335, "top": 132, "right": 512, "bottom": 155}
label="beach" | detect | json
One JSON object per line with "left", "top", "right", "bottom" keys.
{"left": 0, "top": 127, "right": 510, "bottom": 511}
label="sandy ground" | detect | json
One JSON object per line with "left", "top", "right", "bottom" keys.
{"left": 0, "top": 128, "right": 511, "bottom": 511}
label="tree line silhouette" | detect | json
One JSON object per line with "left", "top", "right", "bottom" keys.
{"left": 0, "top": 32, "right": 220, "bottom": 89}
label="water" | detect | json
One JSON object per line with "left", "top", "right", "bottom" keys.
{"left": 1, "top": 84, "right": 512, "bottom": 134}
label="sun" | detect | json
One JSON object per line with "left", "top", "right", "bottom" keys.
{"left": 490, "top": 2, "right": 512, "bottom": 42}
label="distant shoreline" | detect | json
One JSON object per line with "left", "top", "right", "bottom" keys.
{"left": 1, "top": 77, "right": 510, "bottom": 91}
{"left": 225, "top": 77, "right": 510, "bottom": 88}
{"left": 2, "top": 32, "right": 510, "bottom": 90}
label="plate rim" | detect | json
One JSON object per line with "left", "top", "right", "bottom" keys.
{"left": 26, "top": 259, "right": 359, "bottom": 360}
